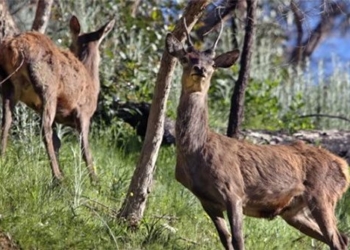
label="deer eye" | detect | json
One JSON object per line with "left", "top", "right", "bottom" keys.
{"left": 180, "top": 57, "right": 189, "bottom": 64}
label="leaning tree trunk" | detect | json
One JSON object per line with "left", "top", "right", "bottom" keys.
{"left": 0, "top": 0, "right": 19, "bottom": 41}
{"left": 32, "top": 0, "right": 54, "bottom": 33}
{"left": 227, "top": 0, "right": 257, "bottom": 138}
{"left": 118, "top": 0, "right": 210, "bottom": 227}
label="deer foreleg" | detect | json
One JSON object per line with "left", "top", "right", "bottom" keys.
{"left": 77, "top": 116, "right": 98, "bottom": 183}
{"left": 226, "top": 196, "right": 244, "bottom": 250}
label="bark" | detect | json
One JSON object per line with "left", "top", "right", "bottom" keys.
{"left": 31, "top": 0, "right": 53, "bottom": 33}
{"left": 227, "top": 0, "right": 256, "bottom": 138}
{"left": 117, "top": 0, "right": 210, "bottom": 227}
{"left": 0, "top": 0, "right": 19, "bottom": 41}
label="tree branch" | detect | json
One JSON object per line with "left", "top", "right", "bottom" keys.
{"left": 289, "top": 0, "right": 346, "bottom": 64}
{"left": 196, "top": 0, "right": 246, "bottom": 40}
{"left": 299, "top": 114, "right": 350, "bottom": 123}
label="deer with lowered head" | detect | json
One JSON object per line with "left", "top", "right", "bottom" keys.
{"left": 165, "top": 20, "right": 350, "bottom": 250}
{"left": 0, "top": 16, "right": 115, "bottom": 183}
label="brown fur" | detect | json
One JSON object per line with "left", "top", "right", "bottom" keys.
{"left": 0, "top": 16, "right": 115, "bottom": 183}
{"left": 166, "top": 31, "right": 349, "bottom": 250}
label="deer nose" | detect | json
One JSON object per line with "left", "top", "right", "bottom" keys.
{"left": 193, "top": 65, "right": 206, "bottom": 76}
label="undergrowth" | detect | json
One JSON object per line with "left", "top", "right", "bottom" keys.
{"left": 0, "top": 123, "right": 349, "bottom": 249}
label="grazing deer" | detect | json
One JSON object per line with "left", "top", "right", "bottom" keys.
{"left": 165, "top": 20, "right": 350, "bottom": 250}
{"left": 0, "top": 16, "right": 115, "bottom": 183}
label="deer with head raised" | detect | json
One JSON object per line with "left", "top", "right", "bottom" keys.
{"left": 0, "top": 16, "right": 115, "bottom": 183}
{"left": 165, "top": 19, "right": 349, "bottom": 250}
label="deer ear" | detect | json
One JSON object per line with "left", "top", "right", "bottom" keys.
{"left": 69, "top": 15, "right": 81, "bottom": 36}
{"left": 97, "top": 19, "right": 115, "bottom": 42}
{"left": 165, "top": 33, "right": 186, "bottom": 58}
{"left": 214, "top": 49, "right": 240, "bottom": 68}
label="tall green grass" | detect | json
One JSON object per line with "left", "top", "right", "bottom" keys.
{"left": 0, "top": 113, "right": 349, "bottom": 249}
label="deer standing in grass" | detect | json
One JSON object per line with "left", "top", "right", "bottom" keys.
{"left": 0, "top": 16, "right": 115, "bottom": 183}
{"left": 165, "top": 21, "right": 349, "bottom": 250}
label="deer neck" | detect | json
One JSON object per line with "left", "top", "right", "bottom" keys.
{"left": 176, "top": 90, "right": 209, "bottom": 154}
{"left": 80, "top": 46, "right": 100, "bottom": 91}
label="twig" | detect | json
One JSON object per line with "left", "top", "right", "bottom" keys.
{"left": 177, "top": 236, "right": 198, "bottom": 245}
{"left": 299, "top": 114, "right": 350, "bottom": 123}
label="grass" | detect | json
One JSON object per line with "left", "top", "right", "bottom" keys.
{"left": 0, "top": 120, "right": 349, "bottom": 250}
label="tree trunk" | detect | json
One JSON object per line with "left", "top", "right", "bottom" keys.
{"left": 31, "top": 0, "right": 53, "bottom": 33}
{"left": 117, "top": 0, "right": 210, "bottom": 227}
{"left": 227, "top": 0, "right": 257, "bottom": 138}
{"left": 0, "top": 0, "right": 19, "bottom": 41}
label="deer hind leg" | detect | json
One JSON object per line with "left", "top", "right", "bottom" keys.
{"left": 52, "top": 123, "right": 61, "bottom": 160}
{"left": 41, "top": 98, "right": 63, "bottom": 182}
{"left": 77, "top": 115, "right": 98, "bottom": 183}
{"left": 201, "top": 202, "right": 234, "bottom": 250}
{"left": 0, "top": 73, "right": 17, "bottom": 156}
{"left": 281, "top": 207, "right": 327, "bottom": 244}
{"left": 27, "top": 64, "right": 63, "bottom": 182}
{"left": 307, "top": 195, "right": 347, "bottom": 250}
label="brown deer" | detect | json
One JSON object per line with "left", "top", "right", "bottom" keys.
{"left": 165, "top": 20, "right": 350, "bottom": 250}
{"left": 0, "top": 16, "right": 115, "bottom": 183}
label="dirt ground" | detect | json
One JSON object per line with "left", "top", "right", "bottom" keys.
{"left": 0, "top": 231, "right": 19, "bottom": 250}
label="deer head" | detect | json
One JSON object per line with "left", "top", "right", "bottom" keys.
{"left": 69, "top": 16, "right": 115, "bottom": 63}
{"left": 165, "top": 19, "right": 240, "bottom": 94}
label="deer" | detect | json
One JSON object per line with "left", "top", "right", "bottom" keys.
{"left": 0, "top": 16, "right": 115, "bottom": 183}
{"left": 165, "top": 19, "right": 350, "bottom": 250}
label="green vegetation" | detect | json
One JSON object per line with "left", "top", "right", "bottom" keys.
{"left": 1, "top": 120, "right": 349, "bottom": 249}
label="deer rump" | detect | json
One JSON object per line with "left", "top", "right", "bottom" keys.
{"left": 177, "top": 136, "right": 349, "bottom": 220}
{"left": 0, "top": 32, "right": 96, "bottom": 127}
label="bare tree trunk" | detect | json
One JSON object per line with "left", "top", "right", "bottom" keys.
{"left": 0, "top": 0, "right": 19, "bottom": 41}
{"left": 117, "top": 0, "right": 210, "bottom": 227}
{"left": 227, "top": 0, "right": 257, "bottom": 138}
{"left": 31, "top": 0, "right": 53, "bottom": 33}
